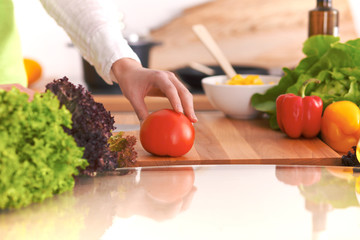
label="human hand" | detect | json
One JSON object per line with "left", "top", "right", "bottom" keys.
{"left": 111, "top": 58, "right": 198, "bottom": 123}
{"left": 0, "top": 84, "right": 35, "bottom": 101}
{"left": 275, "top": 166, "right": 322, "bottom": 186}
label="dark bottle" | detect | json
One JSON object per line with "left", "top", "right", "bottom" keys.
{"left": 308, "top": 0, "right": 339, "bottom": 37}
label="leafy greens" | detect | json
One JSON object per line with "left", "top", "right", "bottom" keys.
{"left": 0, "top": 77, "right": 138, "bottom": 209}
{"left": 108, "top": 132, "right": 137, "bottom": 168}
{"left": 0, "top": 88, "right": 88, "bottom": 209}
{"left": 46, "top": 77, "right": 138, "bottom": 174}
{"left": 251, "top": 35, "right": 360, "bottom": 129}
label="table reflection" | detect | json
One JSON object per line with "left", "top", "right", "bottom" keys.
{"left": 275, "top": 166, "right": 360, "bottom": 239}
{"left": 115, "top": 167, "right": 196, "bottom": 221}
{"left": 1, "top": 165, "right": 360, "bottom": 240}
{"left": 0, "top": 167, "right": 196, "bottom": 240}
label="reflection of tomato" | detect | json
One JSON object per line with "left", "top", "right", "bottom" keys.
{"left": 140, "top": 167, "right": 195, "bottom": 203}
{"left": 140, "top": 109, "right": 195, "bottom": 157}
{"left": 275, "top": 166, "right": 322, "bottom": 186}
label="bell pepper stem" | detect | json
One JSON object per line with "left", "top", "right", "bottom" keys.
{"left": 299, "top": 78, "right": 321, "bottom": 97}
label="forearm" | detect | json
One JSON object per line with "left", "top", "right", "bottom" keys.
{"left": 39, "top": 0, "right": 140, "bottom": 84}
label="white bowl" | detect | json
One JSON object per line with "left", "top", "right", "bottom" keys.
{"left": 202, "top": 75, "right": 280, "bottom": 119}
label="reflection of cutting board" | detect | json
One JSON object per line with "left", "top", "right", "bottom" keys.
{"left": 114, "top": 111, "right": 341, "bottom": 167}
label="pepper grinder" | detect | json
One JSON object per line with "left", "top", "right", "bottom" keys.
{"left": 308, "top": 0, "right": 339, "bottom": 37}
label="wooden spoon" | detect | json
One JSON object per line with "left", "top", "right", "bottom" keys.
{"left": 192, "top": 24, "right": 237, "bottom": 79}
{"left": 188, "top": 61, "right": 215, "bottom": 75}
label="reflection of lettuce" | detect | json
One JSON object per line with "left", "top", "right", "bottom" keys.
{"left": 0, "top": 192, "right": 84, "bottom": 240}
{"left": 299, "top": 169, "right": 359, "bottom": 209}
{"left": 251, "top": 35, "right": 360, "bottom": 129}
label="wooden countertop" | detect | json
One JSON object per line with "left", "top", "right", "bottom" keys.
{"left": 93, "top": 94, "right": 215, "bottom": 112}
{"left": 113, "top": 111, "right": 342, "bottom": 167}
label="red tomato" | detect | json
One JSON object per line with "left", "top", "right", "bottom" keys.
{"left": 140, "top": 109, "right": 195, "bottom": 157}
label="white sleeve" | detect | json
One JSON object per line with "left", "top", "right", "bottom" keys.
{"left": 39, "top": 0, "right": 141, "bottom": 85}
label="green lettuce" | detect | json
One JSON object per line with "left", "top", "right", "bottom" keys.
{"left": 299, "top": 168, "right": 359, "bottom": 209}
{"left": 0, "top": 88, "right": 88, "bottom": 209}
{"left": 251, "top": 35, "right": 360, "bottom": 129}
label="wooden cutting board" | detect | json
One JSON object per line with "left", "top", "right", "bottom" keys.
{"left": 113, "top": 111, "right": 342, "bottom": 167}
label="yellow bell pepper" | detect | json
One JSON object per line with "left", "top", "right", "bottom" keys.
{"left": 356, "top": 176, "right": 360, "bottom": 195}
{"left": 321, "top": 101, "right": 360, "bottom": 153}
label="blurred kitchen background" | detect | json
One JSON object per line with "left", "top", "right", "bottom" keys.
{"left": 13, "top": 0, "right": 360, "bottom": 91}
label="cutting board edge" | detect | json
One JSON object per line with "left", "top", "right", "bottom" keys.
{"left": 133, "top": 157, "right": 342, "bottom": 167}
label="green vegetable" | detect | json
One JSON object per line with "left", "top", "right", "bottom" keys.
{"left": 46, "top": 77, "right": 138, "bottom": 173}
{"left": 251, "top": 35, "right": 360, "bottom": 129}
{"left": 45, "top": 77, "right": 119, "bottom": 174}
{"left": 0, "top": 88, "right": 88, "bottom": 209}
{"left": 108, "top": 132, "right": 137, "bottom": 168}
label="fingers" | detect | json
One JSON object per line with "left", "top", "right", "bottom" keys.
{"left": 160, "top": 82, "right": 184, "bottom": 113}
{"left": 180, "top": 90, "right": 197, "bottom": 123}
{"left": 168, "top": 73, "right": 198, "bottom": 123}
{"left": 127, "top": 94, "right": 149, "bottom": 123}
{"left": 112, "top": 61, "right": 198, "bottom": 123}
{"left": 156, "top": 72, "right": 198, "bottom": 123}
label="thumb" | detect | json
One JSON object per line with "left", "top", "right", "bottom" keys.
{"left": 128, "top": 96, "right": 149, "bottom": 122}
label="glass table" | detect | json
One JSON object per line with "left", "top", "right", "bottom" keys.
{"left": 1, "top": 164, "right": 359, "bottom": 240}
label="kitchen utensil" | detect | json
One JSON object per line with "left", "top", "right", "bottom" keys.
{"left": 188, "top": 62, "right": 215, "bottom": 75}
{"left": 192, "top": 24, "right": 237, "bottom": 79}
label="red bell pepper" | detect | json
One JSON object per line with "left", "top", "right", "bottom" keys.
{"left": 276, "top": 79, "right": 323, "bottom": 138}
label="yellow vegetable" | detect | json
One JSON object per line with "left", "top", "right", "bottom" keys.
{"left": 321, "top": 101, "right": 360, "bottom": 153}
{"left": 326, "top": 167, "right": 354, "bottom": 181}
{"left": 356, "top": 176, "right": 360, "bottom": 194}
{"left": 23, "top": 58, "right": 42, "bottom": 85}
{"left": 226, "top": 74, "right": 264, "bottom": 85}
{"left": 356, "top": 138, "right": 360, "bottom": 165}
